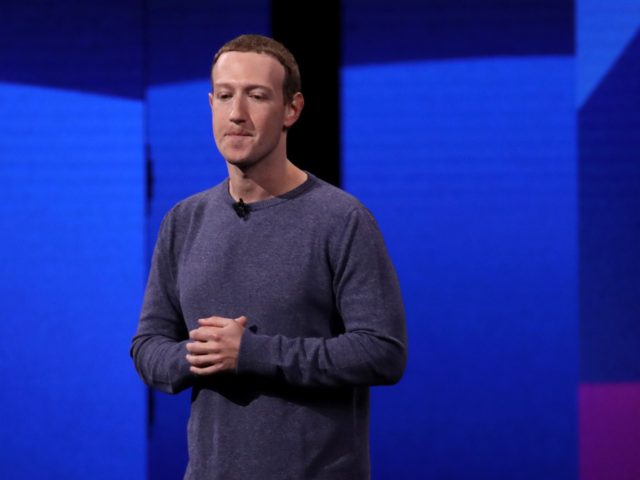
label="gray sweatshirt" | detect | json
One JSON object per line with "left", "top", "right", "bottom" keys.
{"left": 131, "top": 173, "right": 407, "bottom": 480}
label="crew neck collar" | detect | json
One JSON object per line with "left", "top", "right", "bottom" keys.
{"left": 224, "top": 172, "right": 317, "bottom": 212}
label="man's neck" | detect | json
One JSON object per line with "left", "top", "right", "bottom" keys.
{"left": 227, "top": 159, "right": 307, "bottom": 203}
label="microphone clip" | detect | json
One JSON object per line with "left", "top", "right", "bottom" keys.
{"left": 233, "top": 198, "right": 251, "bottom": 219}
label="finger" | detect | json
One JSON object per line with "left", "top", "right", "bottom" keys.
{"left": 186, "top": 341, "right": 220, "bottom": 355}
{"left": 189, "top": 365, "right": 219, "bottom": 376}
{"left": 186, "top": 353, "right": 218, "bottom": 367}
{"left": 234, "top": 315, "right": 248, "bottom": 326}
{"left": 189, "top": 328, "right": 221, "bottom": 342}
{"left": 190, "top": 364, "right": 223, "bottom": 376}
{"left": 198, "top": 316, "right": 230, "bottom": 327}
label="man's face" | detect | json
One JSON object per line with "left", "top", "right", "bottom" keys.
{"left": 210, "top": 51, "right": 296, "bottom": 168}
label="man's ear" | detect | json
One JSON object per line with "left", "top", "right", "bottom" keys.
{"left": 283, "top": 92, "right": 304, "bottom": 128}
{"left": 208, "top": 92, "right": 214, "bottom": 109}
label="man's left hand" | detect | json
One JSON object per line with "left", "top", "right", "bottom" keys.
{"left": 186, "top": 315, "right": 248, "bottom": 375}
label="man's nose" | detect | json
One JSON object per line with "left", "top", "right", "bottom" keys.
{"left": 229, "top": 96, "right": 248, "bottom": 122}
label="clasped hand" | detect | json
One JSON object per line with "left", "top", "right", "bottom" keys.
{"left": 186, "top": 315, "right": 247, "bottom": 375}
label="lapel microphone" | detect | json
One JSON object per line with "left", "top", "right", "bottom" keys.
{"left": 232, "top": 198, "right": 250, "bottom": 219}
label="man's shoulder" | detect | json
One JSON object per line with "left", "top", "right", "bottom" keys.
{"left": 171, "top": 180, "right": 226, "bottom": 214}
{"left": 160, "top": 180, "right": 227, "bottom": 231}
{"left": 294, "top": 176, "right": 385, "bottom": 245}
{"left": 305, "top": 175, "right": 366, "bottom": 216}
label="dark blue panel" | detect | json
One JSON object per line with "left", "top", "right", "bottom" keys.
{"left": 148, "top": 0, "right": 271, "bottom": 86}
{"left": 343, "top": 0, "right": 574, "bottom": 65}
{"left": 579, "top": 30, "right": 640, "bottom": 382}
{"left": 0, "top": 0, "right": 144, "bottom": 99}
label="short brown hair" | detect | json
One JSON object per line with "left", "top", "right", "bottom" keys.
{"left": 211, "top": 34, "right": 301, "bottom": 104}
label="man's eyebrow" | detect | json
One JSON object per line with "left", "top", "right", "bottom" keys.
{"left": 213, "top": 82, "right": 273, "bottom": 92}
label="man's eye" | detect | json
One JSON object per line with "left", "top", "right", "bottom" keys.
{"left": 216, "top": 93, "right": 231, "bottom": 100}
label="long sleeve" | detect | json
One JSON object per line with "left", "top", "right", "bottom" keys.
{"left": 130, "top": 213, "right": 195, "bottom": 394}
{"left": 236, "top": 206, "right": 408, "bottom": 387}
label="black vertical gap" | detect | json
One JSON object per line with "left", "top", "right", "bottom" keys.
{"left": 142, "top": 0, "right": 153, "bottom": 224}
{"left": 141, "top": 0, "right": 156, "bottom": 474}
{"left": 270, "top": 0, "right": 341, "bottom": 187}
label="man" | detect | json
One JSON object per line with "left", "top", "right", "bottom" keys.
{"left": 131, "top": 34, "right": 407, "bottom": 480}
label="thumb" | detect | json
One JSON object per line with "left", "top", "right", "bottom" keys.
{"left": 235, "top": 315, "right": 248, "bottom": 326}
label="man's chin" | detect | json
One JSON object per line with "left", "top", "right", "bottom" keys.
{"left": 225, "top": 156, "right": 259, "bottom": 171}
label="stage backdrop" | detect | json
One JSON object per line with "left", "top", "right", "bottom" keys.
{"left": 1, "top": 1, "right": 638, "bottom": 479}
